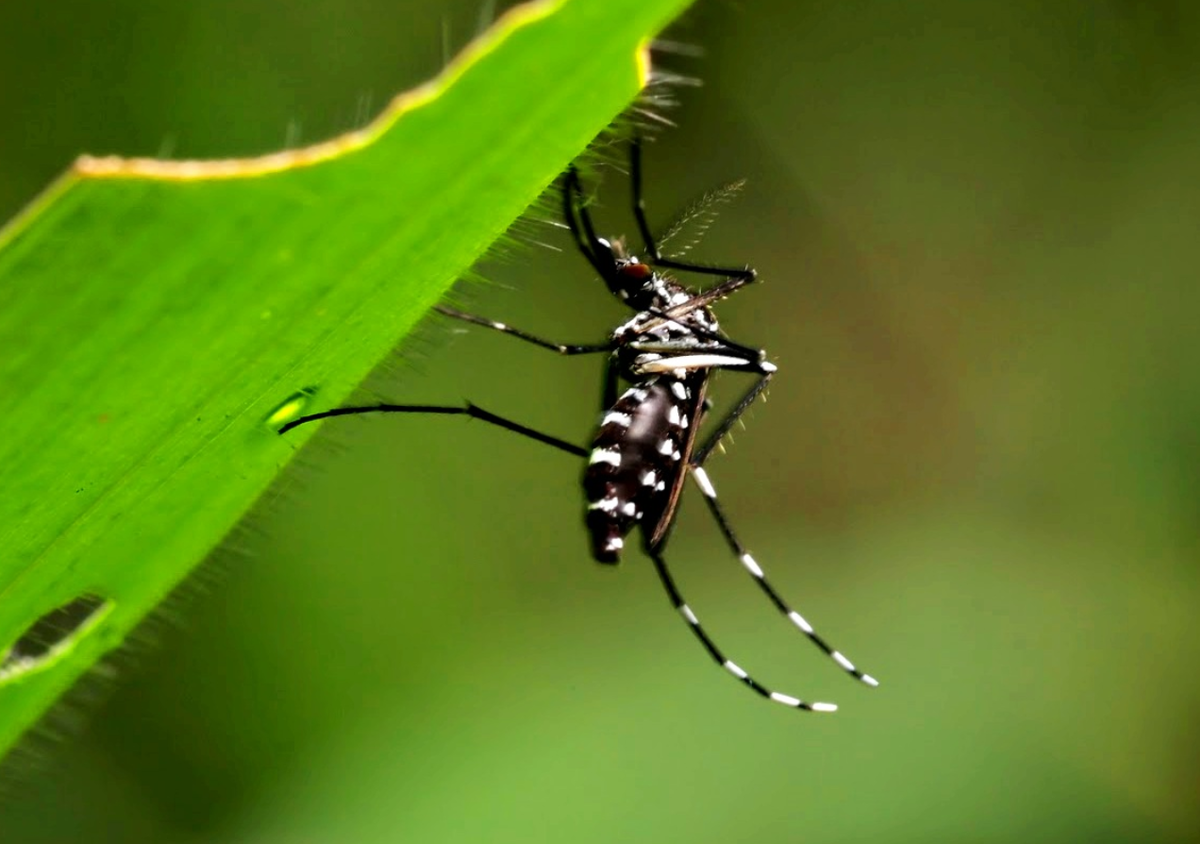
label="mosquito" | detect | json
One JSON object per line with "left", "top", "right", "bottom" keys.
{"left": 281, "top": 139, "right": 879, "bottom": 711}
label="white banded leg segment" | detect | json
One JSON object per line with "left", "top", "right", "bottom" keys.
{"left": 639, "top": 354, "right": 756, "bottom": 373}
{"left": 833, "top": 651, "right": 880, "bottom": 687}
{"left": 740, "top": 553, "right": 764, "bottom": 579}
{"left": 649, "top": 552, "right": 834, "bottom": 713}
{"left": 723, "top": 659, "right": 748, "bottom": 680}
{"left": 788, "top": 610, "right": 814, "bottom": 634}
{"left": 433, "top": 307, "right": 613, "bottom": 357}
{"left": 691, "top": 466, "right": 717, "bottom": 499}
{"left": 688, "top": 464, "right": 881, "bottom": 691}
{"left": 769, "top": 692, "right": 800, "bottom": 708}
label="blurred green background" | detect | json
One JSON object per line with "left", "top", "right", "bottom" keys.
{"left": 2, "top": 1, "right": 1197, "bottom": 842}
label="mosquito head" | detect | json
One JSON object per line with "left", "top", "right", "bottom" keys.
{"left": 592, "top": 236, "right": 669, "bottom": 311}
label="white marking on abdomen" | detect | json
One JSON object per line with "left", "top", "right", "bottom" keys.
{"left": 602, "top": 411, "right": 632, "bottom": 428}
{"left": 589, "top": 449, "right": 621, "bottom": 467}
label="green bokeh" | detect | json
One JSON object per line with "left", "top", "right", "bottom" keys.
{"left": 2, "top": 1, "right": 1196, "bottom": 843}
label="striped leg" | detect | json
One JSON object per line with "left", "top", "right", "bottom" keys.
{"left": 435, "top": 305, "right": 613, "bottom": 356}
{"left": 689, "top": 465, "right": 880, "bottom": 690}
{"left": 648, "top": 551, "right": 837, "bottom": 712}
{"left": 690, "top": 370, "right": 774, "bottom": 467}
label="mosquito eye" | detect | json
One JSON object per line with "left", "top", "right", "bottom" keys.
{"left": 622, "top": 262, "right": 653, "bottom": 281}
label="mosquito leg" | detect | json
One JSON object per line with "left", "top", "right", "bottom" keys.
{"left": 647, "top": 550, "right": 838, "bottom": 711}
{"left": 630, "top": 137, "right": 758, "bottom": 284}
{"left": 435, "top": 306, "right": 612, "bottom": 356}
{"left": 278, "top": 402, "right": 588, "bottom": 458}
{"left": 624, "top": 281, "right": 757, "bottom": 344}
{"left": 661, "top": 274, "right": 757, "bottom": 318}
{"left": 686, "top": 464, "right": 880, "bottom": 689}
{"left": 629, "top": 308, "right": 764, "bottom": 363}
{"left": 563, "top": 166, "right": 614, "bottom": 278}
{"left": 690, "top": 370, "right": 775, "bottom": 467}
{"left": 601, "top": 355, "right": 619, "bottom": 412}
{"left": 634, "top": 350, "right": 774, "bottom": 379}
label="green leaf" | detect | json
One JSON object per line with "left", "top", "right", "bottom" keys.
{"left": 0, "top": 0, "right": 693, "bottom": 760}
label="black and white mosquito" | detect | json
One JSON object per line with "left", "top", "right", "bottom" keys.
{"left": 281, "top": 139, "right": 878, "bottom": 711}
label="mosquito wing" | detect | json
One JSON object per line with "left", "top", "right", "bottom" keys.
{"left": 645, "top": 369, "right": 709, "bottom": 549}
